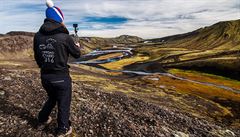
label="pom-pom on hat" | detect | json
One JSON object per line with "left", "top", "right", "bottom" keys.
{"left": 45, "top": 0, "right": 64, "bottom": 23}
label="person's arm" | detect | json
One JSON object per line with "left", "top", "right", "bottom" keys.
{"left": 33, "top": 35, "right": 42, "bottom": 68}
{"left": 66, "top": 36, "right": 81, "bottom": 59}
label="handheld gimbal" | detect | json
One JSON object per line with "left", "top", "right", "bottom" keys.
{"left": 73, "top": 23, "right": 83, "bottom": 49}
{"left": 73, "top": 24, "right": 79, "bottom": 37}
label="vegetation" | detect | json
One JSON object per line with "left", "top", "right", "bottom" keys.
{"left": 100, "top": 54, "right": 149, "bottom": 70}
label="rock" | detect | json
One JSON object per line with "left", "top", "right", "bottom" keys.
{"left": 159, "top": 85, "right": 166, "bottom": 88}
{"left": 149, "top": 77, "right": 159, "bottom": 81}
{"left": 21, "top": 120, "right": 27, "bottom": 124}
{"left": 0, "top": 90, "right": 5, "bottom": 96}
{"left": 219, "top": 129, "right": 236, "bottom": 137}
{"left": 4, "top": 76, "right": 12, "bottom": 81}
{"left": 173, "top": 131, "right": 189, "bottom": 137}
{"left": 76, "top": 96, "right": 87, "bottom": 102}
{"left": 89, "top": 129, "right": 94, "bottom": 134}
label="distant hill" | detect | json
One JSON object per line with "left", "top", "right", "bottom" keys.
{"left": 0, "top": 32, "right": 142, "bottom": 59}
{"left": 0, "top": 32, "right": 34, "bottom": 59}
{"left": 6, "top": 31, "right": 35, "bottom": 37}
{"left": 78, "top": 35, "right": 143, "bottom": 52}
{"left": 147, "top": 19, "right": 240, "bottom": 50}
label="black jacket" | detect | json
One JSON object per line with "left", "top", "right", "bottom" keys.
{"left": 34, "top": 19, "right": 81, "bottom": 75}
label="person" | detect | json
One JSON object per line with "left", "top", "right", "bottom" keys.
{"left": 33, "top": 0, "right": 81, "bottom": 136}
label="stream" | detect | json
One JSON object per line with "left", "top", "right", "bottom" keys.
{"left": 72, "top": 48, "right": 240, "bottom": 94}
{"left": 74, "top": 48, "right": 133, "bottom": 64}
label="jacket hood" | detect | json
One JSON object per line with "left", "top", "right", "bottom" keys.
{"left": 39, "top": 19, "right": 69, "bottom": 35}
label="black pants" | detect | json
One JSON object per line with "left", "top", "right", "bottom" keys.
{"left": 38, "top": 74, "right": 72, "bottom": 132}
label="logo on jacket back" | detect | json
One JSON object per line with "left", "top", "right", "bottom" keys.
{"left": 39, "top": 38, "right": 57, "bottom": 63}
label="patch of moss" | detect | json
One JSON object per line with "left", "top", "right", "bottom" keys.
{"left": 100, "top": 54, "right": 149, "bottom": 70}
{"left": 169, "top": 69, "right": 240, "bottom": 90}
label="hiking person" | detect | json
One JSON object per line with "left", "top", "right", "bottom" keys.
{"left": 33, "top": 0, "right": 81, "bottom": 136}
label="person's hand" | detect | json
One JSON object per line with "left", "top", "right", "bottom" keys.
{"left": 75, "top": 42, "right": 81, "bottom": 48}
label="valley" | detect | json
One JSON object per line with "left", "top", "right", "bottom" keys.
{"left": 0, "top": 19, "right": 240, "bottom": 136}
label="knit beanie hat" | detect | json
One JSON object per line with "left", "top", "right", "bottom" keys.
{"left": 45, "top": 0, "right": 64, "bottom": 23}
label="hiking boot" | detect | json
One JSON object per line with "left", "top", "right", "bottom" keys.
{"left": 37, "top": 116, "right": 52, "bottom": 131}
{"left": 56, "top": 126, "right": 73, "bottom": 137}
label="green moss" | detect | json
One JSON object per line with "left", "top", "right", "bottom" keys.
{"left": 169, "top": 69, "right": 240, "bottom": 84}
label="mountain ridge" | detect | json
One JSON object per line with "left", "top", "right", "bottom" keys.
{"left": 147, "top": 19, "right": 240, "bottom": 50}
{"left": 1, "top": 19, "right": 240, "bottom": 53}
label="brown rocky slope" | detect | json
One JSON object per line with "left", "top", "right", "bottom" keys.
{"left": 0, "top": 67, "right": 239, "bottom": 137}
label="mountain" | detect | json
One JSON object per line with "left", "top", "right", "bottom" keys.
{"left": 147, "top": 19, "right": 240, "bottom": 50}
{"left": 0, "top": 31, "right": 142, "bottom": 53}
{"left": 0, "top": 32, "right": 142, "bottom": 59}
{"left": 80, "top": 35, "right": 142, "bottom": 46}
{"left": 78, "top": 35, "right": 143, "bottom": 52}
{"left": 6, "top": 31, "right": 35, "bottom": 37}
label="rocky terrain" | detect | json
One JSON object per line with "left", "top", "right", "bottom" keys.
{"left": 0, "top": 64, "right": 239, "bottom": 137}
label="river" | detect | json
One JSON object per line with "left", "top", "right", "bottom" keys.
{"left": 72, "top": 48, "right": 240, "bottom": 94}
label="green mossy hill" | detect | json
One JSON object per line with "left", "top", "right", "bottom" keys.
{"left": 79, "top": 35, "right": 143, "bottom": 49}
{"left": 148, "top": 19, "right": 240, "bottom": 50}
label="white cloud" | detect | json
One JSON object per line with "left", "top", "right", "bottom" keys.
{"left": 0, "top": 0, "right": 239, "bottom": 38}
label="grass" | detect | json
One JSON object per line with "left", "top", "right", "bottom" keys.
{"left": 71, "top": 73, "right": 134, "bottom": 93}
{"left": 100, "top": 54, "right": 149, "bottom": 70}
{"left": 94, "top": 53, "right": 123, "bottom": 60}
{"left": 0, "top": 61, "right": 22, "bottom": 66}
{"left": 179, "top": 49, "right": 239, "bottom": 61}
{"left": 141, "top": 75, "right": 237, "bottom": 116}
{"left": 180, "top": 50, "right": 220, "bottom": 61}
{"left": 71, "top": 74, "right": 107, "bottom": 82}
{"left": 169, "top": 69, "right": 240, "bottom": 90}
{"left": 0, "top": 49, "right": 33, "bottom": 60}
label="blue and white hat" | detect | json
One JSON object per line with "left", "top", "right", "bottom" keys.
{"left": 45, "top": 0, "right": 64, "bottom": 23}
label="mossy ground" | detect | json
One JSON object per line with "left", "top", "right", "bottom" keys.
{"left": 70, "top": 63, "right": 240, "bottom": 127}
{"left": 100, "top": 54, "right": 149, "bottom": 70}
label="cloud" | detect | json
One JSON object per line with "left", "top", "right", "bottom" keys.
{"left": 0, "top": 0, "right": 239, "bottom": 38}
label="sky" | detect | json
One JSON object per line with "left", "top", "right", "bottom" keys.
{"left": 0, "top": 0, "right": 239, "bottom": 38}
